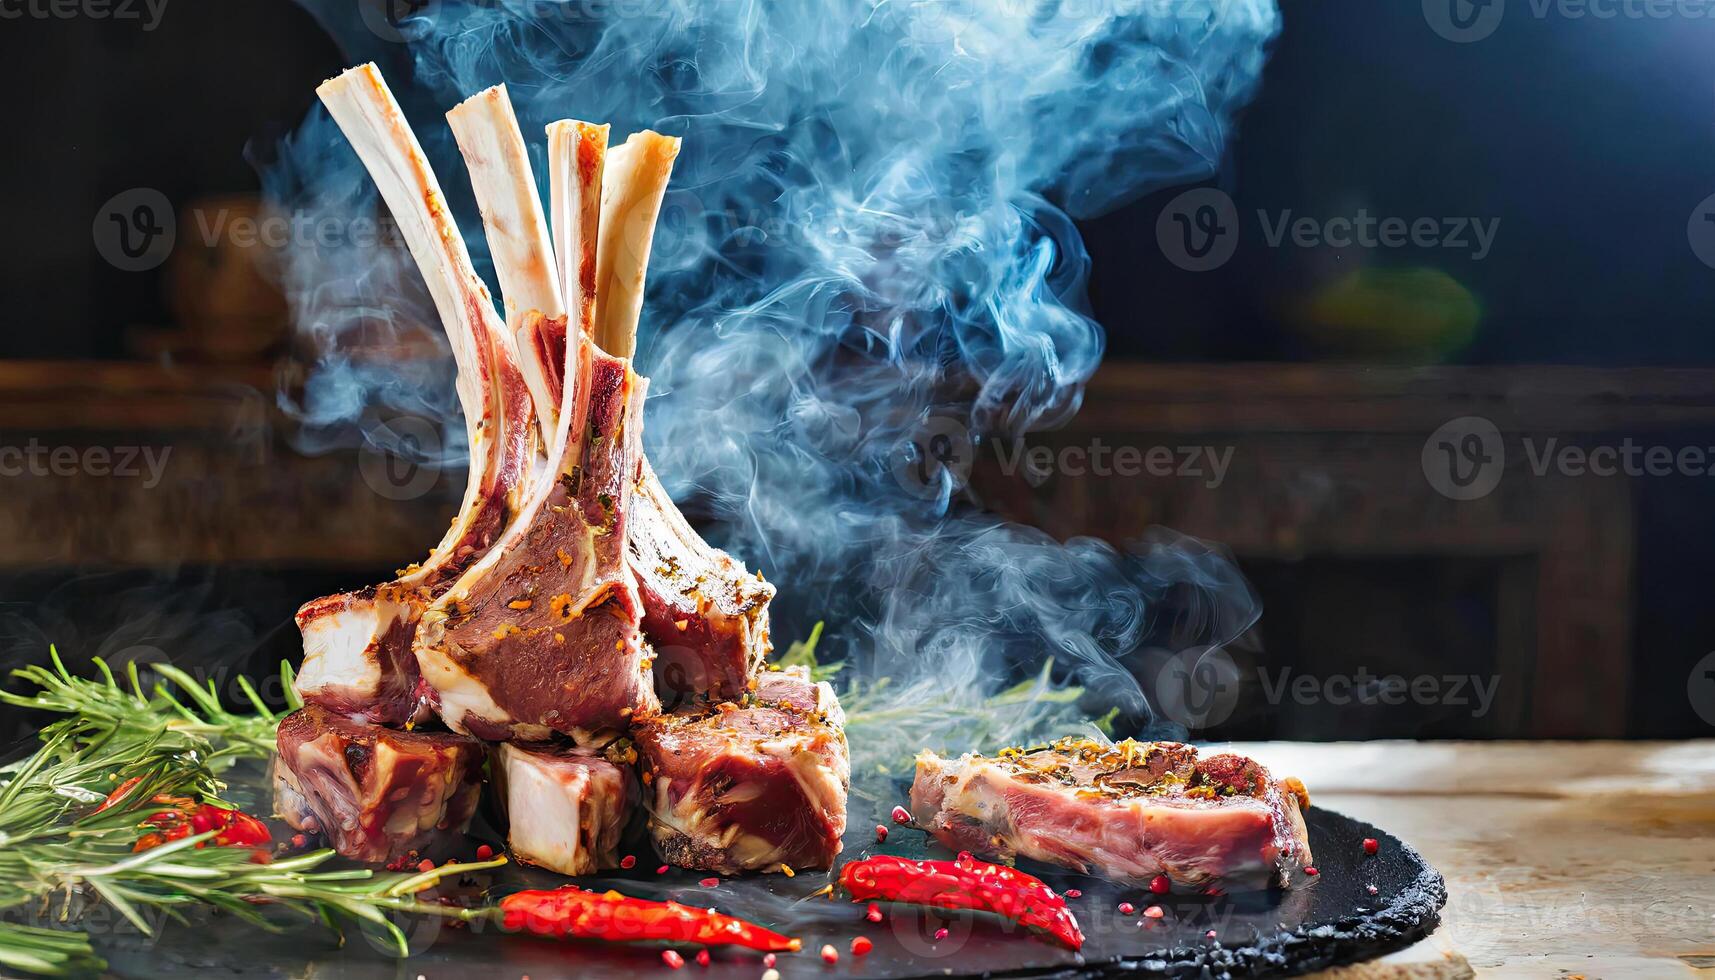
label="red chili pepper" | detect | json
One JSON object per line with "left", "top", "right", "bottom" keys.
{"left": 130, "top": 801, "right": 272, "bottom": 856}
{"left": 499, "top": 887, "right": 801, "bottom": 953}
{"left": 212, "top": 809, "right": 272, "bottom": 848}
{"left": 836, "top": 852, "right": 1084, "bottom": 951}
{"left": 94, "top": 777, "right": 145, "bottom": 813}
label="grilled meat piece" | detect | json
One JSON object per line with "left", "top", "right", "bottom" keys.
{"left": 910, "top": 737, "right": 1311, "bottom": 891}
{"left": 580, "top": 129, "right": 778, "bottom": 712}
{"left": 411, "top": 100, "right": 662, "bottom": 744}
{"left": 492, "top": 742, "right": 637, "bottom": 875}
{"left": 634, "top": 666, "right": 849, "bottom": 874}
{"left": 415, "top": 341, "right": 659, "bottom": 742}
{"left": 633, "top": 461, "right": 775, "bottom": 709}
{"left": 273, "top": 705, "right": 484, "bottom": 864}
{"left": 293, "top": 65, "right": 534, "bottom": 726}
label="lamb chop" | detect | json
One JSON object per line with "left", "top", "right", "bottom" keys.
{"left": 633, "top": 666, "right": 850, "bottom": 874}
{"left": 909, "top": 738, "right": 1312, "bottom": 891}
{"left": 413, "top": 94, "right": 774, "bottom": 734}
{"left": 491, "top": 742, "right": 636, "bottom": 875}
{"left": 291, "top": 65, "right": 536, "bottom": 726}
{"left": 411, "top": 92, "right": 658, "bottom": 742}
{"left": 274, "top": 704, "right": 484, "bottom": 864}
{"left": 583, "top": 130, "right": 777, "bottom": 707}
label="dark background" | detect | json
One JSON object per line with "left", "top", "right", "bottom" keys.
{"left": 1, "top": 0, "right": 1712, "bottom": 742}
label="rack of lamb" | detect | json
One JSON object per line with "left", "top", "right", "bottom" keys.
{"left": 275, "top": 64, "right": 846, "bottom": 875}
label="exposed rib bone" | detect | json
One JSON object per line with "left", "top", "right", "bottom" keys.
{"left": 448, "top": 84, "right": 564, "bottom": 443}
{"left": 293, "top": 64, "right": 533, "bottom": 724}
{"left": 544, "top": 119, "right": 609, "bottom": 411}
{"left": 594, "top": 131, "right": 680, "bottom": 359}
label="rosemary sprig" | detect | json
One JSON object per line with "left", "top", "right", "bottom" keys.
{"left": 775, "top": 621, "right": 842, "bottom": 682}
{"left": 778, "top": 626, "right": 1112, "bottom": 776}
{"left": 0, "top": 648, "right": 294, "bottom": 766}
{"left": 0, "top": 651, "right": 503, "bottom": 976}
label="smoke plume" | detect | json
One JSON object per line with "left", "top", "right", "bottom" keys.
{"left": 264, "top": 0, "right": 1279, "bottom": 768}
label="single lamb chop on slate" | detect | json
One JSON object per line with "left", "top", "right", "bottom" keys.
{"left": 292, "top": 64, "right": 535, "bottom": 726}
{"left": 412, "top": 93, "right": 659, "bottom": 743}
{"left": 910, "top": 737, "right": 1312, "bottom": 891}
{"left": 491, "top": 742, "right": 637, "bottom": 875}
{"left": 633, "top": 666, "right": 849, "bottom": 874}
{"left": 274, "top": 704, "right": 484, "bottom": 864}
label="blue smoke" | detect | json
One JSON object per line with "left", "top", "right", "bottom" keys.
{"left": 266, "top": 0, "right": 1278, "bottom": 753}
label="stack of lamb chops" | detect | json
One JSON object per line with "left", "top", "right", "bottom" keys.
{"left": 275, "top": 64, "right": 849, "bottom": 878}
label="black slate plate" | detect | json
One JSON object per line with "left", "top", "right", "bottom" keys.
{"left": 94, "top": 798, "right": 1445, "bottom": 980}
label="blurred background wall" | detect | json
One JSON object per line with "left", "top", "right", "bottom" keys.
{"left": 1, "top": 0, "right": 1713, "bottom": 741}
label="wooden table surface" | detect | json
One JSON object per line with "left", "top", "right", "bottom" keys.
{"left": 1227, "top": 742, "right": 1715, "bottom": 979}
